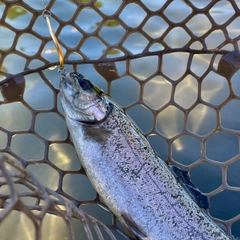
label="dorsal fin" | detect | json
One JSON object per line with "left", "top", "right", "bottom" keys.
{"left": 170, "top": 165, "right": 209, "bottom": 209}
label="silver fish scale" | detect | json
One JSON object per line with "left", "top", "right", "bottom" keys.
{"left": 65, "top": 102, "right": 233, "bottom": 240}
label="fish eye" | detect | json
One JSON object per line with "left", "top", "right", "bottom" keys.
{"left": 69, "top": 72, "right": 93, "bottom": 91}
{"left": 79, "top": 79, "right": 93, "bottom": 90}
{"left": 70, "top": 72, "right": 84, "bottom": 81}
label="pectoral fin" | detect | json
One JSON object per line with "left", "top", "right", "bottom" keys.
{"left": 82, "top": 125, "right": 112, "bottom": 142}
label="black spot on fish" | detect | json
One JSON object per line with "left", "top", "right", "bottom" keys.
{"left": 79, "top": 79, "right": 93, "bottom": 91}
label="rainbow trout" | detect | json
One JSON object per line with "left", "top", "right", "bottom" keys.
{"left": 60, "top": 72, "right": 233, "bottom": 240}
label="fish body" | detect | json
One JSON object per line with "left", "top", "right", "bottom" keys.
{"left": 60, "top": 72, "right": 232, "bottom": 240}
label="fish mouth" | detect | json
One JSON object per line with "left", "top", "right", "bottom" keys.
{"left": 60, "top": 73, "right": 72, "bottom": 88}
{"left": 60, "top": 73, "right": 100, "bottom": 106}
{"left": 65, "top": 72, "right": 74, "bottom": 84}
{"left": 62, "top": 72, "right": 86, "bottom": 86}
{"left": 60, "top": 72, "right": 110, "bottom": 124}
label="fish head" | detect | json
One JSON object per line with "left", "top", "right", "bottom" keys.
{"left": 60, "top": 72, "right": 109, "bottom": 122}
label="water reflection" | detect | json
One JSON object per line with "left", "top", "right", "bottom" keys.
{"left": 187, "top": 104, "right": 217, "bottom": 136}
{"left": 143, "top": 76, "right": 172, "bottom": 110}
{"left": 172, "top": 134, "right": 201, "bottom": 165}
{"left": 164, "top": 27, "right": 191, "bottom": 48}
{"left": 119, "top": 3, "right": 147, "bottom": 28}
{"left": 157, "top": 105, "right": 185, "bottom": 139}
{"left": 201, "top": 71, "right": 229, "bottom": 106}
{"left": 210, "top": 191, "right": 240, "bottom": 220}
{"left": 10, "top": 133, "right": 45, "bottom": 160}
{"left": 0, "top": 26, "right": 15, "bottom": 51}
{"left": 99, "top": 20, "right": 126, "bottom": 45}
{"left": 143, "top": 16, "right": 168, "bottom": 39}
{"left": 16, "top": 33, "right": 42, "bottom": 56}
{"left": 205, "top": 30, "right": 226, "bottom": 49}
{"left": 111, "top": 76, "right": 140, "bottom": 107}
{"left": 162, "top": 53, "right": 189, "bottom": 80}
{"left": 6, "top": 5, "right": 32, "bottom": 29}
{"left": 6, "top": 5, "right": 28, "bottom": 20}
{"left": 130, "top": 56, "right": 158, "bottom": 81}
{"left": 0, "top": 102, "right": 31, "bottom": 131}
{"left": 175, "top": 75, "right": 198, "bottom": 109}
{"left": 190, "top": 54, "right": 212, "bottom": 77}
{"left": 59, "top": 25, "right": 82, "bottom": 48}
{"left": 2, "top": 54, "right": 26, "bottom": 74}
{"left": 190, "top": 163, "right": 222, "bottom": 193}
{"left": 209, "top": 1, "right": 235, "bottom": 25}
{"left": 0, "top": 211, "right": 35, "bottom": 240}
{"left": 26, "top": 164, "right": 59, "bottom": 190}
{"left": 206, "top": 131, "right": 238, "bottom": 162}
{"left": 76, "top": 7, "right": 102, "bottom": 33}
{"left": 48, "top": 143, "right": 81, "bottom": 171}
{"left": 80, "top": 37, "right": 106, "bottom": 59}
{"left": 186, "top": 14, "right": 212, "bottom": 37}
{"left": 123, "top": 32, "right": 149, "bottom": 54}
{"left": 221, "top": 100, "right": 240, "bottom": 130}
{"left": 24, "top": 73, "right": 54, "bottom": 110}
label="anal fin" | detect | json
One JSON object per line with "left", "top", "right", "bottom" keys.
{"left": 170, "top": 165, "right": 209, "bottom": 209}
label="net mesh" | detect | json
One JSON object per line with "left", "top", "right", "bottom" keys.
{"left": 1, "top": 0, "right": 240, "bottom": 239}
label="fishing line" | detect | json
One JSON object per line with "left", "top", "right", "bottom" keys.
{"left": 41, "top": 0, "right": 47, "bottom": 9}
